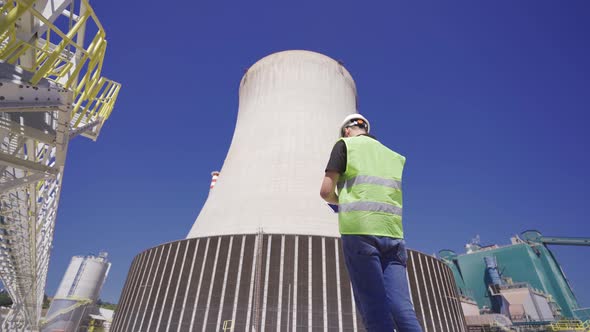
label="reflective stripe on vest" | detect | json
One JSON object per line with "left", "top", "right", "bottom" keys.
{"left": 339, "top": 201, "right": 402, "bottom": 216}
{"left": 337, "top": 175, "right": 402, "bottom": 192}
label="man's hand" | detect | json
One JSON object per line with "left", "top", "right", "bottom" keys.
{"left": 320, "top": 171, "right": 340, "bottom": 205}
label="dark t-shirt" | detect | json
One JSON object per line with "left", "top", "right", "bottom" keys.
{"left": 325, "top": 134, "right": 376, "bottom": 174}
{"left": 325, "top": 140, "right": 347, "bottom": 174}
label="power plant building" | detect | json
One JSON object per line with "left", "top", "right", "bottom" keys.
{"left": 440, "top": 231, "right": 590, "bottom": 328}
{"left": 111, "top": 50, "right": 468, "bottom": 331}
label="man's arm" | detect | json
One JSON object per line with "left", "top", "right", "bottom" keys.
{"left": 320, "top": 171, "right": 340, "bottom": 205}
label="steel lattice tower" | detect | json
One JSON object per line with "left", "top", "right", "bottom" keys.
{"left": 0, "top": 1, "right": 120, "bottom": 330}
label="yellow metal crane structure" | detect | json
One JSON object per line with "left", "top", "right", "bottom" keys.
{"left": 0, "top": 0, "right": 120, "bottom": 330}
{"left": 548, "top": 319, "right": 590, "bottom": 332}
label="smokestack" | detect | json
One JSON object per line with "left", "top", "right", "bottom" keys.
{"left": 209, "top": 171, "right": 220, "bottom": 191}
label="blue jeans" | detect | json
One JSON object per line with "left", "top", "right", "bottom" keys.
{"left": 341, "top": 235, "right": 423, "bottom": 332}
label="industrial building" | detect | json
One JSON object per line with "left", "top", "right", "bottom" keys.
{"left": 440, "top": 230, "right": 590, "bottom": 330}
{"left": 111, "top": 50, "right": 468, "bottom": 331}
{"left": 41, "top": 253, "right": 111, "bottom": 332}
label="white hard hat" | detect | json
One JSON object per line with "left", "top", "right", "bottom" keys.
{"left": 340, "top": 114, "right": 370, "bottom": 137}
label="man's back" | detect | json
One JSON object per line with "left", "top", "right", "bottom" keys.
{"left": 321, "top": 115, "right": 423, "bottom": 332}
{"left": 338, "top": 135, "right": 406, "bottom": 238}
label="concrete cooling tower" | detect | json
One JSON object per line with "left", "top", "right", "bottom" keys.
{"left": 187, "top": 49, "right": 356, "bottom": 237}
{"left": 111, "top": 50, "right": 467, "bottom": 332}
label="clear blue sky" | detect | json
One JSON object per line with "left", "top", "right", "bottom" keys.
{"left": 47, "top": 1, "right": 590, "bottom": 307}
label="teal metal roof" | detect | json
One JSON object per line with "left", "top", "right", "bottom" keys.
{"left": 445, "top": 243, "right": 579, "bottom": 318}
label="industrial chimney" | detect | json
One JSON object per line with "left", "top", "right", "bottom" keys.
{"left": 209, "top": 171, "right": 220, "bottom": 192}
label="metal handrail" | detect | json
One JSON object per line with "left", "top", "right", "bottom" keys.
{"left": 0, "top": 0, "right": 121, "bottom": 139}
{"left": 39, "top": 298, "right": 92, "bottom": 325}
{"left": 549, "top": 319, "right": 587, "bottom": 331}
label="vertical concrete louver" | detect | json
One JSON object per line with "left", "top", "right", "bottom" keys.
{"left": 112, "top": 50, "right": 467, "bottom": 331}
{"left": 112, "top": 237, "right": 466, "bottom": 331}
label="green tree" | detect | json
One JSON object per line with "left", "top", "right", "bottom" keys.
{"left": 0, "top": 291, "right": 13, "bottom": 307}
{"left": 42, "top": 294, "right": 50, "bottom": 309}
{"left": 0, "top": 292, "right": 50, "bottom": 308}
{"left": 96, "top": 299, "right": 117, "bottom": 311}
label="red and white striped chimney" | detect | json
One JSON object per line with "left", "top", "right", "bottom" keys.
{"left": 209, "top": 171, "right": 220, "bottom": 191}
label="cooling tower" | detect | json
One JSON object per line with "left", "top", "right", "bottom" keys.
{"left": 187, "top": 50, "right": 356, "bottom": 238}
{"left": 112, "top": 50, "right": 467, "bottom": 332}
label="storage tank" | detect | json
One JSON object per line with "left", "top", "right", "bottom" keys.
{"left": 42, "top": 253, "right": 111, "bottom": 332}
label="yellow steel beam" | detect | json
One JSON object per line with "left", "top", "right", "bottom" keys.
{"left": 0, "top": 0, "right": 121, "bottom": 137}
{"left": 0, "top": 0, "right": 36, "bottom": 34}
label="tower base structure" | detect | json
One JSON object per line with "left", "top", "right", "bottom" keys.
{"left": 111, "top": 234, "right": 467, "bottom": 332}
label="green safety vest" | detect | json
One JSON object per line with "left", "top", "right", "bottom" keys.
{"left": 337, "top": 135, "right": 406, "bottom": 238}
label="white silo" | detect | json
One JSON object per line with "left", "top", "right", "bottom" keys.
{"left": 42, "top": 253, "right": 111, "bottom": 332}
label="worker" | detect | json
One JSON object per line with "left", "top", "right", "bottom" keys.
{"left": 320, "top": 114, "right": 423, "bottom": 332}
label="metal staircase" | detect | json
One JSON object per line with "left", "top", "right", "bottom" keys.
{"left": 0, "top": 0, "right": 120, "bottom": 330}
